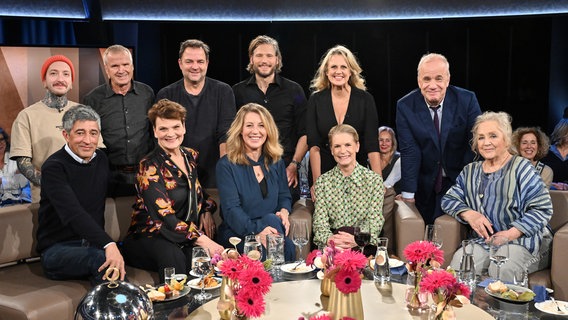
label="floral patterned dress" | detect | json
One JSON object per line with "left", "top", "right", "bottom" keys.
{"left": 127, "top": 146, "right": 216, "bottom": 244}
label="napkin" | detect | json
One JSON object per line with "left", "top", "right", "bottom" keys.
{"left": 390, "top": 265, "right": 407, "bottom": 275}
{"left": 532, "top": 285, "right": 549, "bottom": 303}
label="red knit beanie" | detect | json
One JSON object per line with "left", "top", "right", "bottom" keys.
{"left": 40, "top": 55, "right": 75, "bottom": 82}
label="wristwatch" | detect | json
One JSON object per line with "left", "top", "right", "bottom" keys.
{"left": 290, "top": 160, "right": 301, "bottom": 167}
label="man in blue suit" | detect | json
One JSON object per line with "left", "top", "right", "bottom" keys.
{"left": 396, "top": 53, "right": 481, "bottom": 225}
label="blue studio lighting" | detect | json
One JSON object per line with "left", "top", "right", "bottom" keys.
{"left": 99, "top": 0, "right": 568, "bottom": 21}
{"left": 0, "top": 0, "right": 88, "bottom": 19}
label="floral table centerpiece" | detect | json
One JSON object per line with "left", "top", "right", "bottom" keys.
{"left": 420, "top": 269, "right": 471, "bottom": 320}
{"left": 403, "top": 240, "right": 444, "bottom": 310}
{"left": 213, "top": 249, "right": 272, "bottom": 319}
{"left": 306, "top": 241, "right": 342, "bottom": 296}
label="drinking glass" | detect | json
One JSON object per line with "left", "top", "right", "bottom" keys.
{"left": 163, "top": 267, "right": 175, "bottom": 285}
{"left": 191, "top": 247, "right": 212, "bottom": 301}
{"left": 354, "top": 220, "right": 371, "bottom": 254}
{"left": 513, "top": 268, "right": 528, "bottom": 287}
{"left": 244, "top": 235, "right": 262, "bottom": 260}
{"left": 458, "top": 240, "right": 476, "bottom": 291}
{"left": 489, "top": 235, "right": 509, "bottom": 281}
{"left": 266, "top": 233, "right": 285, "bottom": 280}
{"left": 424, "top": 224, "right": 443, "bottom": 249}
{"left": 290, "top": 221, "right": 309, "bottom": 262}
{"left": 373, "top": 237, "right": 390, "bottom": 283}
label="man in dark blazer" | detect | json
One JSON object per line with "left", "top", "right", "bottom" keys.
{"left": 396, "top": 53, "right": 481, "bottom": 225}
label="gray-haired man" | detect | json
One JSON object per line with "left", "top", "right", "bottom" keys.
{"left": 37, "top": 105, "right": 125, "bottom": 285}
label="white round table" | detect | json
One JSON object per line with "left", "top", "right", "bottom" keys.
{"left": 188, "top": 279, "right": 494, "bottom": 319}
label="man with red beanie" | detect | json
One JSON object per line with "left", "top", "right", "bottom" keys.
{"left": 10, "top": 55, "right": 85, "bottom": 202}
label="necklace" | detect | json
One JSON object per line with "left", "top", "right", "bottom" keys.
{"left": 483, "top": 153, "right": 511, "bottom": 173}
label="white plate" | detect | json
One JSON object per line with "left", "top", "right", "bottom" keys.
{"left": 389, "top": 258, "right": 404, "bottom": 268}
{"left": 484, "top": 284, "right": 535, "bottom": 304}
{"left": 149, "top": 285, "right": 190, "bottom": 303}
{"left": 187, "top": 277, "right": 222, "bottom": 291}
{"left": 280, "top": 262, "right": 316, "bottom": 274}
{"left": 535, "top": 300, "right": 568, "bottom": 315}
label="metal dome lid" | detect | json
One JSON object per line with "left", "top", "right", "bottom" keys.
{"left": 75, "top": 268, "right": 154, "bottom": 320}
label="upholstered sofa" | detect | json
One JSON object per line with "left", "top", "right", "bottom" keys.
{"left": 0, "top": 190, "right": 314, "bottom": 320}
{"left": 435, "top": 189, "right": 568, "bottom": 301}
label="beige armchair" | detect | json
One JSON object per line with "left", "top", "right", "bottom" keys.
{"left": 436, "top": 190, "right": 568, "bottom": 300}
{"left": 393, "top": 199, "right": 426, "bottom": 260}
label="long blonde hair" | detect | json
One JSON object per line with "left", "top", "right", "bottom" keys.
{"left": 309, "top": 45, "right": 366, "bottom": 93}
{"left": 226, "top": 103, "right": 283, "bottom": 166}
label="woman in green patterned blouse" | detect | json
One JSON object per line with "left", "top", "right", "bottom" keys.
{"left": 313, "top": 124, "right": 385, "bottom": 251}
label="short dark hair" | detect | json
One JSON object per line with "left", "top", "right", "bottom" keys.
{"left": 178, "top": 39, "right": 210, "bottom": 60}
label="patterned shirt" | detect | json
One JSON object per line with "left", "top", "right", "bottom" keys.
{"left": 128, "top": 146, "right": 216, "bottom": 244}
{"left": 313, "top": 163, "right": 385, "bottom": 247}
{"left": 442, "top": 156, "right": 552, "bottom": 255}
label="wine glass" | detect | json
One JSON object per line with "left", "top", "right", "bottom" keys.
{"left": 290, "top": 221, "right": 309, "bottom": 262}
{"left": 489, "top": 235, "right": 509, "bottom": 281}
{"left": 424, "top": 224, "right": 443, "bottom": 249}
{"left": 354, "top": 220, "right": 371, "bottom": 254}
{"left": 191, "top": 246, "right": 212, "bottom": 301}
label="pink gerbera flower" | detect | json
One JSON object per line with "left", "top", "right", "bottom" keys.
{"left": 306, "top": 249, "right": 321, "bottom": 266}
{"left": 218, "top": 257, "right": 242, "bottom": 280}
{"left": 309, "top": 314, "right": 332, "bottom": 320}
{"left": 237, "top": 265, "right": 272, "bottom": 295}
{"left": 235, "top": 286, "right": 265, "bottom": 318}
{"left": 334, "top": 268, "right": 362, "bottom": 293}
{"left": 419, "top": 269, "right": 457, "bottom": 294}
{"left": 333, "top": 249, "right": 367, "bottom": 272}
{"left": 403, "top": 241, "right": 444, "bottom": 265}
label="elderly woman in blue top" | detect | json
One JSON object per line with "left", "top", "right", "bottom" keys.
{"left": 442, "top": 111, "right": 553, "bottom": 282}
{"left": 216, "top": 103, "right": 295, "bottom": 261}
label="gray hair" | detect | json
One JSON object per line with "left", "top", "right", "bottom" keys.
{"left": 417, "top": 53, "right": 451, "bottom": 77}
{"left": 103, "top": 44, "right": 133, "bottom": 65}
{"left": 471, "top": 111, "right": 513, "bottom": 154}
{"left": 62, "top": 105, "right": 101, "bottom": 132}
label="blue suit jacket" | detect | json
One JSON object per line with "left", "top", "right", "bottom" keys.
{"left": 396, "top": 85, "right": 481, "bottom": 203}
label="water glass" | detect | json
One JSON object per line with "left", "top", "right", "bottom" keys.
{"left": 458, "top": 240, "right": 476, "bottom": 291}
{"left": 163, "top": 267, "right": 175, "bottom": 285}
{"left": 266, "top": 233, "right": 285, "bottom": 280}
{"left": 424, "top": 224, "right": 443, "bottom": 249}
{"left": 244, "top": 235, "right": 262, "bottom": 260}
{"left": 373, "top": 237, "right": 390, "bottom": 283}
{"left": 513, "top": 268, "right": 528, "bottom": 287}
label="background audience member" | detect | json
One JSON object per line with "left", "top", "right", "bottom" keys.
{"left": 10, "top": 55, "right": 82, "bottom": 202}
{"left": 512, "top": 126, "right": 553, "bottom": 188}
{"left": 84, "top": 44, "right": 155, "bottom": 197}
{"left": 156, "top": 39, "right": 236, "bottom": 188}
{"left": 123, "top": 99, "right": 222, "bottom": 282}
{"left": 378, "top": 126, "right": 401, "bottom": 194}
{"left": 396, "top": 53, "right": 481, "bottom": 225}
{"left": 306, "top": 45, "right": 380, "bottom": 199}
{"left": 313, "top": 124, "right": 384, "bottom": 252}
{"left": 542, "top": 117, "right": 568, "bottom": 190}
{"left": 442, "top": 111, "right": 552, "bottom": 282}
{"left": 0, "top": 127, "right": 30, "bottom": 206}
{"left": 216, "top": 103, "right": 295, "bottom": 261}
{"left": 233, "top": 35, "right": 308, "bottom": 202}
{"left": 37, "top": 105, "right": 125, "bottom": 285}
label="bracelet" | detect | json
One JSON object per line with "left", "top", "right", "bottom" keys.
{"left": 290, "top": 160, "right": 301, "bottom": 167}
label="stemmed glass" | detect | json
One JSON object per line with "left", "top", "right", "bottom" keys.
{"left": 424, "top": 224, "right": 443, "bottom": 249}
{"left": 290, "top": 221, "right": 309, "bottom": 263}
{"left": 191, "top": 247, "right": 212, "bottom": 301}
{"left": 354, "top": 220, "right": 371, "bottom": 254}
{"left": 489, "top": 235, "right": 509, "bottom": 281}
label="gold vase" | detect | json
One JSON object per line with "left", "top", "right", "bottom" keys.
{"left": 218, "top": 276, "right": 235, "bottom": 320}
{"left": 321, "top": 277, "right": 332, "bottom": 297}
{"left": 328, "top": 281, "right": 364, "bottom": 320}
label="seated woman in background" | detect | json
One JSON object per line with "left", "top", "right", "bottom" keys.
{"left": 123, "top": 99, "right": 223, "bottom": 282}
{"left": 216, "top": 103, "right": 295, "bottom": 261}
{"left": 378, "top": 126, "right": 401, "bottom": 194}
{"left": 541, "top": 117, "right": 568, "bottom": 190}
{"left": 313, "top": 124, "right": 384, "bottom": 252}
{"left": 512, "top": 126, "right": 553, "bottom": 188}
{"left": 0, "top": 127, "right": 31, "bottom": 206}
{"left": 442, "top": 111, "right": 552, "bottom": 282}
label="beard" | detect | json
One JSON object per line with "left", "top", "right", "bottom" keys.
{"left": 254, "top": 64, "right": 276, "bottom": 78}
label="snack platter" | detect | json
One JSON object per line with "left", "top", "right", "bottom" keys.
{"left": 187, "top": 277, "right": 222, "bottom": 290}
{"left": 484, "top": 281, "right": 535, "bottom": 304}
